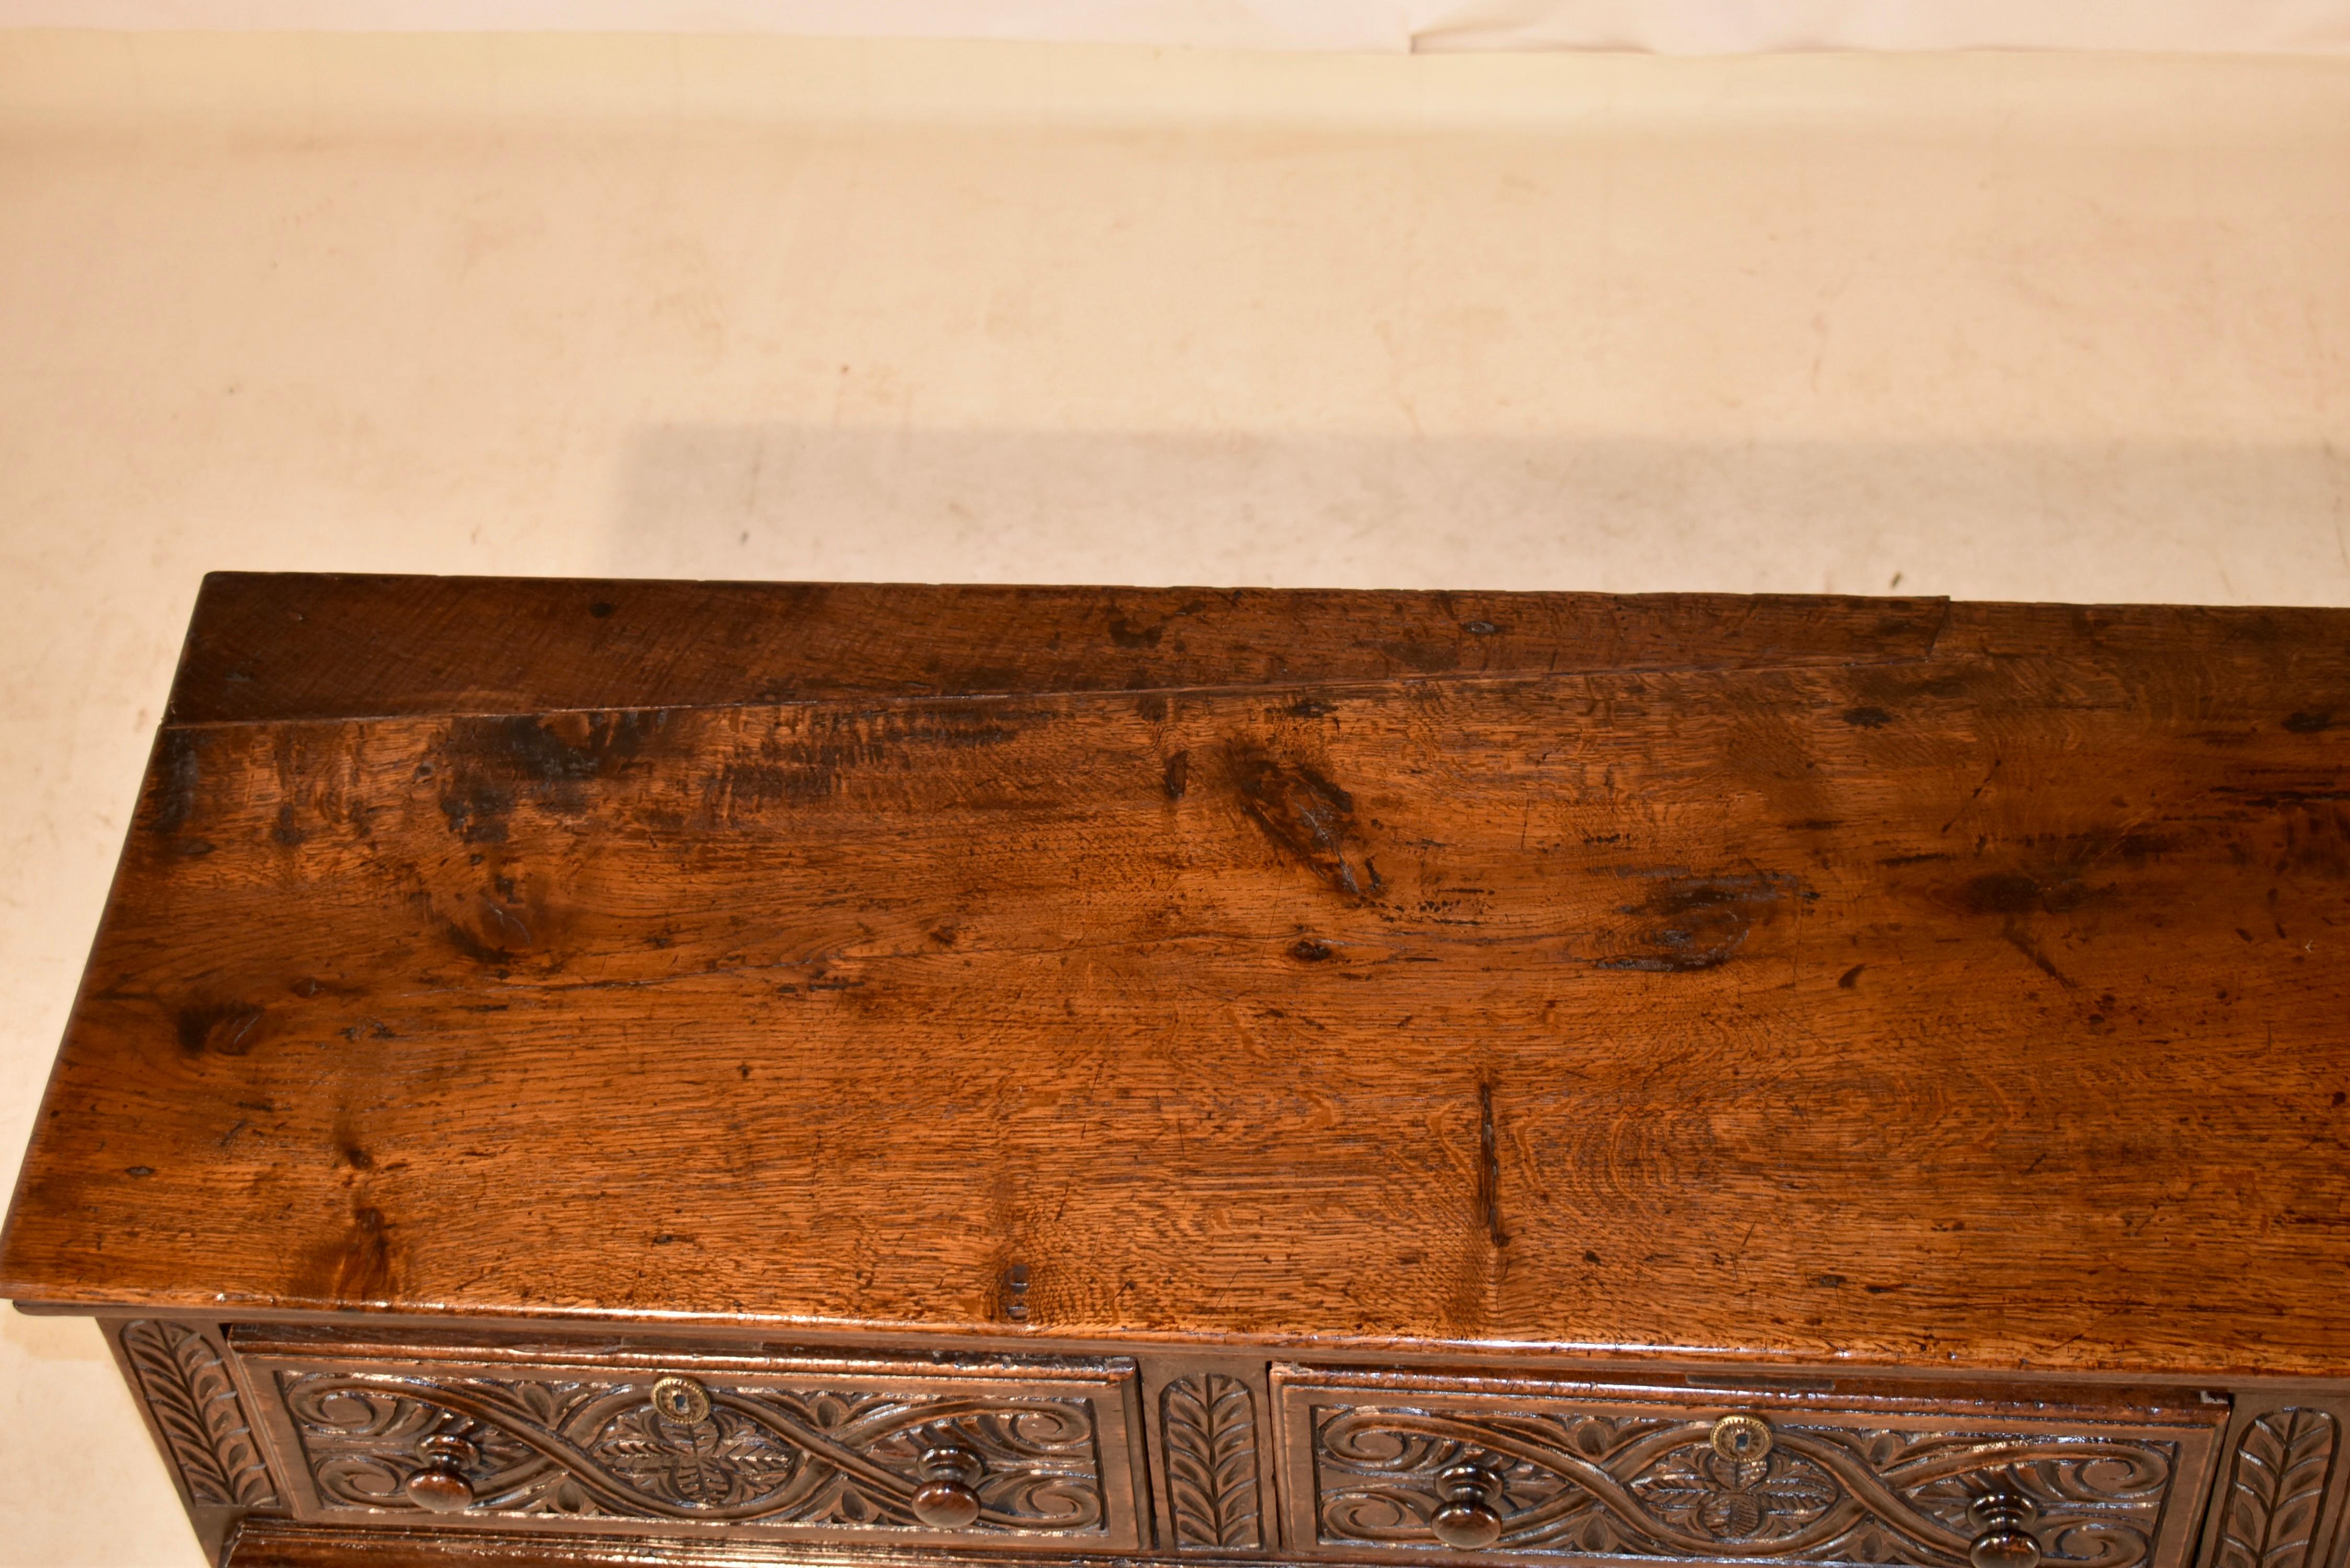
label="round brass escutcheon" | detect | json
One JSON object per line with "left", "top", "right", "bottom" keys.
{"left": 650, "top": 1374, "right": 713, "bottom": 1426}
{"left": 1710, "top": 1414, "right": 1773, "bottom": 1463}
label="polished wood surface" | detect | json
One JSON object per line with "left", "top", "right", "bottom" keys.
{"left": 163, "top": 575, "right": 1951, "bottom": 724}
{"left": 5, "top": 578, "right": 2348, "bottom": 1388}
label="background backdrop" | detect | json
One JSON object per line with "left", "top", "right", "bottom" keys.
{"left": 7, "top": 2, "right": 2350, "bottom": 51}
{"left": 4, "top": 28, "right": 2350, "bottom": 1566}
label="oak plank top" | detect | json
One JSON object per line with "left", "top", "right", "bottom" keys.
{"left": 6, "top": 574, "right": 2348, "bottom": 1381}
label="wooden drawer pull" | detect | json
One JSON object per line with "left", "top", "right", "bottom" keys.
{"left": 1429, "top": 1462, "right": 1504, "bottom": 1550}
{"left": 911, "top": 1444, "right": 985, "bottom": 1528}
{"left": 404, "top": 1434, "right": 478, "bottom": 1514}
{"left": 1969, "top": 1491, "right": 2041, "bottom": 1568}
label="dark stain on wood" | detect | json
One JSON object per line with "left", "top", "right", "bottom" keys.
{"left": 1587, "top": 871, "right": 1812, "bottom": 972}
{"left": 1228, "top": 747, "right": 1378, "bottom": 901}
{"left": 1961, "top": 872, "right": 2047, "bottom": 915}
{"left": 437, "top": 773, "right": 516, "bottom": 844}
{"left": 1957, "top": 867, "right": 2110, "bottom": 918}
{"left": 1476, "top": 1080, "right": 1506, "bottom": 1252}
{"left": 1369, "top": 638, "right": 1459, "bottom": 674}
{"left": 429, "top": 890, "right": 537, "bottom": 966}
{"left": 296, "top": 1201, "right": 401, "bottom": 1308}
{"left": 148, "top": 727, "right": 206, "bottom": 838}
{"left": 331, "top": 1204, "right": 397, "bottom": 1304}
{"left": 2001, "top": 925, "right": 2079, "bottom": 989}
{"left": 440, "top": 712, "right": 671, "bottom": 839}
{"left": 1107, "top": 614, "right": 1166, "bottom": 649}
{"left": 176, "top": 1002, "right": 267, "bottom": 1058}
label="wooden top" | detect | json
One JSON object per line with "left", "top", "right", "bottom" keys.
{"left": 5, "top": 573, "right": 2348, "bottom": 1381}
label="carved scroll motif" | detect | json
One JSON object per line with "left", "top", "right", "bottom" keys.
{"left": 1164, "top": 1374, "right": 1264, "bottom": 1549}
{"left": 2215, "top": 1410, "right": 2338, "bottom": 1568}
{"left": 277, "top": 1370, "right": 1107, "bottom": 1532}
{"left": 120, "top": 1321, "right": 278, "bottom": 1507}
{"left": 1309, "top": 1404, "right": 2184, "bottom": 1566}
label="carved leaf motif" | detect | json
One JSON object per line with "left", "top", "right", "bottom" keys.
{"left": 589, "top": 1408, "right": 798, "bottom": 1507}
{"left": 1311, "top": 1404, "right": 2180, "bottom": 1567}
{"left": 1630, "top": 1449, "right": 1838, "bottom": 1543}
{"left": 2216, "top": 1410, "right": 2338, "bottom": 1568}
{"left": 1163, "top": 1374, "right": 1263, "bottom": 1549}
{"left": 120, "top": 1321, "right": 278, "bottom": 1508}
{"left": 281, "top": 1370, "right": 1107, "bottom": 1534}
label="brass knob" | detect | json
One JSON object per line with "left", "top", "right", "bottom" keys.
{"left": 1969, "top": 1491, "right": 2041, "bottom": 1568}
{"left": 405, "top": 1434, "right": 478, "bottom": 1513}
{"left": 1711, "top": 1414, "right": 1773, "bottom": 1462}
{"left": 1430, "top": 1462, "right": 1505, "bottom": 1550}
{"left": 911, "top": 1445, "right": 984, "bottom": 1529}
{"left": 650, "top": 1375, "right": 712, "bottom": 1425}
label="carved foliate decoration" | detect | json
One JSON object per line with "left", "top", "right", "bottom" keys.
{"left": 1164, "top": 1373, "right": 1264, "bottom": 1549}
{"left": 1304, "top": 1403, "right": 2188, "bottom": 1566}
{"left": 120, "top": 1321, "right": 278, "bottom": 1508}
{"left": 2214, "top": 1410, "right": 2338, "bottom": 1568}
{"left": 271, "top": 1368, "right": 1110, "bottom": 1535}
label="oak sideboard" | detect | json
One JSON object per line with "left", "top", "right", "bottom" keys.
{"left": 3, "top": 575, "right": 2345, "bottom": 1568}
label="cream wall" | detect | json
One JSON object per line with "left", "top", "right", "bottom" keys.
{"left": 3, "top": 32, "right": 2349, "bottom": 1564}
{"left": 7, "top": 3, "right": 2350, "bottom": 52}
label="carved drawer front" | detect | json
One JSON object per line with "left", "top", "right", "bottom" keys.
{"left": 233, "top": 1334, "right": 1147, "bottom": 1550}
{"left": 1271, "top": 1366, "right": 2228, "bottom": 1568}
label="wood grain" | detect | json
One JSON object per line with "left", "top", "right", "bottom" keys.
{"left": 5, "top": 582, "right": 2350, "bottom": 1383}
{"left": 224, "top": 1520, "right": 1285, "bottom": 1568}
{"left": 167, "top": 574, "right": 1952, "bottom": 723}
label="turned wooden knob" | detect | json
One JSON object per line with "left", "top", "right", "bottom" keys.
{"left": 1968, "top": 1491, "right": 2041, "bottom": 1568}
{"left": 911, "top": 1445, "right": 984, "bottom": 1529}
{"left": 1431, "top": 1463, "right": 1504, "bottom": 1550}
{"left": 405, "top": 1434, "right": 478, "bottom": 1513}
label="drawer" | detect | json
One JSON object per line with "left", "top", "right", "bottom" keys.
{"left": 1270, "top": 1366, "right": 2227, "bottom": 1568}
{"left": 232, "top": 1331, "right": 1148, "bottom": 1550}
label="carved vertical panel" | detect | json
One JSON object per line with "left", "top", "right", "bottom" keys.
{"left": 120, "top": 1320, "right": 278, "bottom": 1507}
{"left": 1163, "top": 1373, "right": 1263, "bottom": 1550}
{"left": 2216, "top": 1410, "right": 2338, "bottom": 1568}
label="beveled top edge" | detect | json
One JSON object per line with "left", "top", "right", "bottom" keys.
{"left": 166, "top": 573, "right": 1964, "bottom": 725}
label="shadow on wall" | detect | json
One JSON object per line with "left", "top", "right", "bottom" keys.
{"left": 607, "top": 427, "right": 2350, "bottom": 603}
